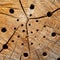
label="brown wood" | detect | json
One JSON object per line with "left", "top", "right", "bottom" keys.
{"left": 0, "top": 0, "right": 60, "bottom": 60}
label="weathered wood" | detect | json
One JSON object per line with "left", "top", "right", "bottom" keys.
{"left": 0, "top": 0, "right": 60, "bottom": 60}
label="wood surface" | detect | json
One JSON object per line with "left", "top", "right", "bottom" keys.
{"left": 0, "top": 0, "right": 60, "bottom": 60}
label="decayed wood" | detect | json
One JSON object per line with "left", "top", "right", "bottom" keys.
{"left": 0, "top": 0, "right": 60, "bottom": 60}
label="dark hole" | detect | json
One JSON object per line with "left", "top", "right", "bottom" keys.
{"left": 28, "top": 24, "right": 31, "bottom": 26}
{"left": 9, "top": 8, "right": 14, "bottom": 14}
{"left": 17, "top": 19, "right": 19, "bottom": 21}
{"left": 3, "top": 44, "right": 8, "bottom": 49}
{"left": 21, "top": 24, "right": 24, "bottom": 27}
{"left": 42, "top": 52, "right": 47, "bottom": 56}
{"left": 14, "top": 27, "right": 16, "bottom": 30}
{"left": 51, "top": 32, "right": 56, "bottom": 37}
{"left": 17, "top": 35, "right": 20, "bottom": 38}
{"left": 31, "top": 31, "right": 33, "bottom": 33}
{"left": 36, "top": 29, "right": 39, "bottom": 32}
{"left": 11, "top": 40, "right": 14, "bottom": 42}
{"left": 23, "top": 53, "right": 28, "bottom": 57}
{"left": 43, "top": 36, "right": 46, "bottom": 38}
{"left": 29, "top": 14, "right": 32, "bottom": 16}
{"left": 30, "top": 4, "right": 35, "bottom": 9}
{"left": 31, "top": 42, "right": 33, "bottom": 45}
{"left": 21, "top": 43, "right": 24, "bottom": 45}
{"left": 44, "top": 25, "right": 46, "bottom": 27}
{"left": 1, "top": 27, "right": 7, "bottom": 33}
{"left": 36, "top": 20, "right": 38, "bottom": 22}
{"left": 22, "top": 30, "right": 25, "bottom": 32}
{"left": 57, "top": 57, "right": 60, "bottom": 60}
{"left": 47, "top": 12, "right": 52, "bottom": 17}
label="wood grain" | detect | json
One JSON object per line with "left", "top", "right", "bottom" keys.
{"left": 0, "top": 0, "right": 60, "bottom": 60}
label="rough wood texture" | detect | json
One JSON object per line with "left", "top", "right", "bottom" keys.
{"left": 0, "top": 0, "right": 60, "bottom": 60}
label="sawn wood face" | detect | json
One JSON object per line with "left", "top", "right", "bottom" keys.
{"left": 0, "top": 0, "right": 60, "bottom": 60}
